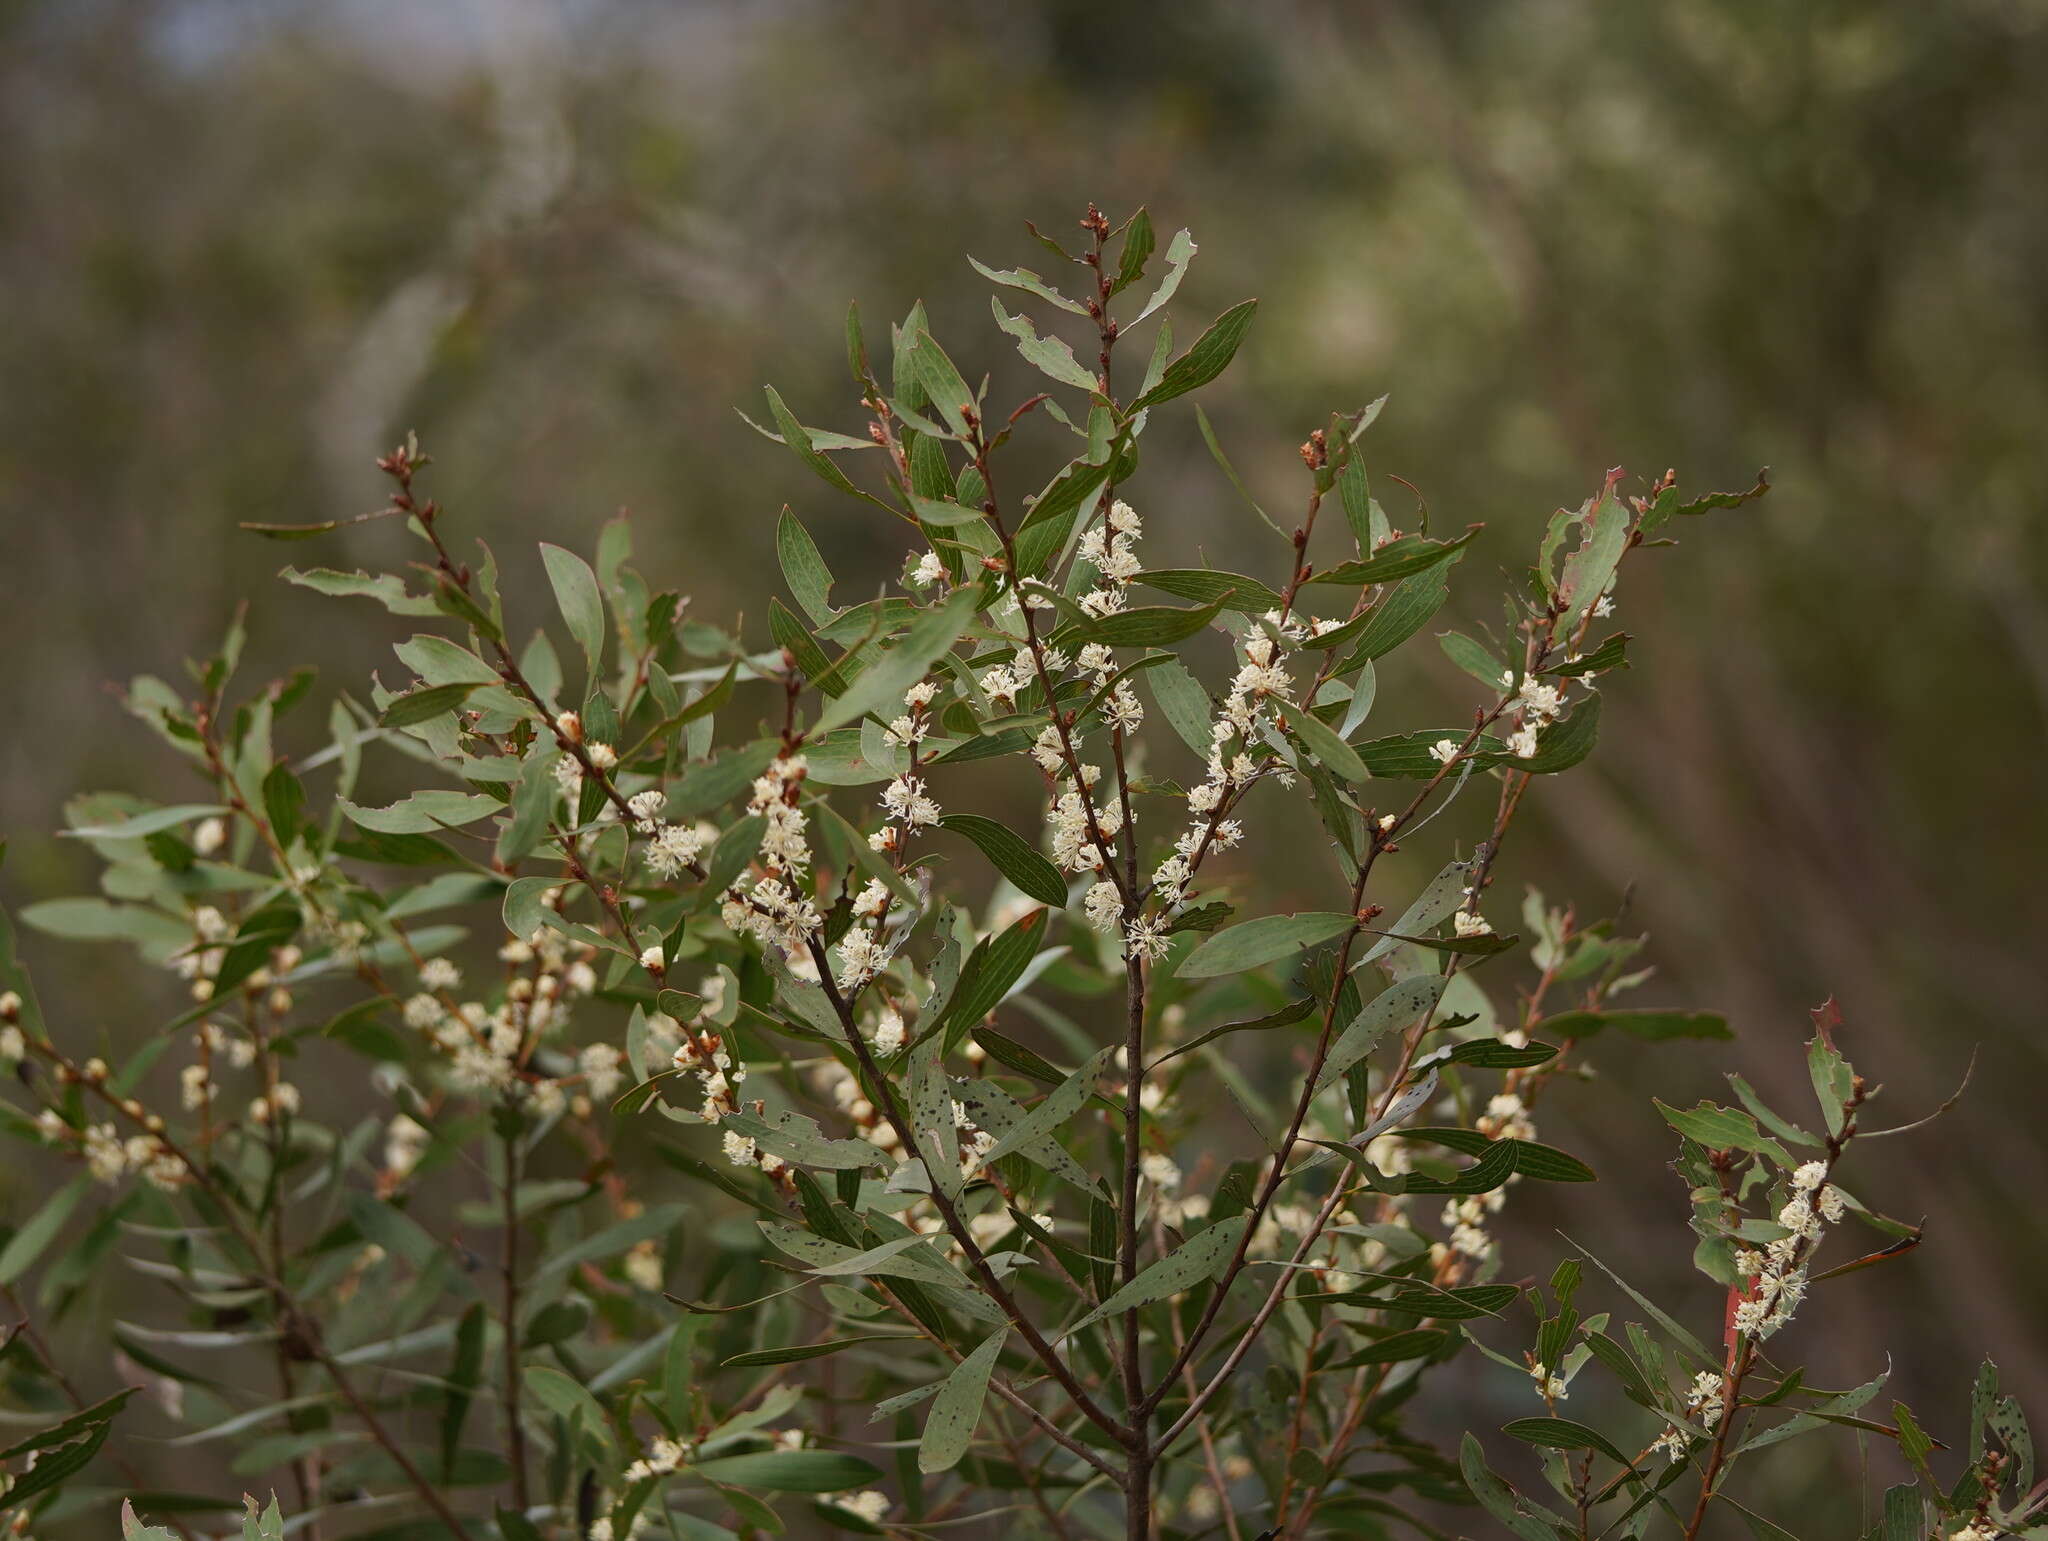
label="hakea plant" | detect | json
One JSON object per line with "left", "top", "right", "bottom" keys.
{"left": 0, "top": 205, "right": 2034, "bottom": 1541}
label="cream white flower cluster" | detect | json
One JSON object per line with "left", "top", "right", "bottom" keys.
{"left": 1076, "top": 499, "right": 1144, "bottom": 617}
{"left": 1501, "top": 670, "right": 1568, "bottom": 760}
{"left": 665, "top": 988, "right": 746, "bottom": 1127}
{"left": 401, "top": 934, "right": 613, "bottom": 1118}
{"left": 835, "top": 1491, "right": 891, "bottom": 1526}
{"left": 1732, "top": 1159, "right": 1847, "bottom": 1340}
{"left": 551, "top": 713, "right": 620, "bottom": 814}
{"left": 1649, "top": 1370, "right": 1728, "bottom": 1461}
{"left": 1440, "top": 1095, "right": 1535, "bottom": 1263}
{"left": 29, "top": 1054, "right": 187, "bottom": 1192}
{"left": 720, "top": 753, "right": 823, "bottom": 954}
{"left": 1120, "top": 620, "right": 1293, "bottom": 959}
{"left": 627, "top": 789, "right": 715, "bottom": 881}
{"left": 621, "top": 1433, "right": 693, "bottom": 1484}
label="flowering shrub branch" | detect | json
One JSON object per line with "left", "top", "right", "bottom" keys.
{"left": 0, "top": 205, "right": 2031, "bottom": 1541}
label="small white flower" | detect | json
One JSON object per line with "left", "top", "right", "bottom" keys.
{"left": 1429, "top": 738, "right": 1462, "bottom": 765}
{"left": 639, "top": 943, "right": 666, "bottom": 973}
{"left": 839, "top": 1491, "right": 891, "bottom": 1525}
{"left": 909, "top": 552, "right": 946, "bottom": 587}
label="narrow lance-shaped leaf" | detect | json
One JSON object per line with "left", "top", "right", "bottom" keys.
{"left": 977, "top": 1045, "right": 1116, "bottom": 1167}
{"left": 1312, "top": 974, "right": 1449, "bottom": 1096}
{"left": 1063, "top": 1214, "right": 1248, "bottom": 1338}
{"left": 1177, "top": 912, "right": 1355, "bottom": 979}
{"left": 776, "top": 508, "right": 836, "bottom": 624}
{"left": 1131, "top": 299, "right": 1259, "bottom": 411}
{"left": 938, "top": 814, "right": 1067, "bottom": 907}
{"left": 918, "top": 1327, "right": 1006, "bottom": 1473}
{"left": 539, "top": 543, "right": 606, "bottom": 684}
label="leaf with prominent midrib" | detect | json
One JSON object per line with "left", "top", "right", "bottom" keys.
{"left": 977, "top": 1045, "right": 1115, "bottom": 1168}
{"left": 1177, "top": 912, "right": 1355, "bottom": 979}
{"left": 1062, "top": 1214, "right": 1248, "bottom": 1338}
{"left": 939, "top": 814, "right": 1067, "bottom": 907}
{"left": 1311, "top": 975, "right": 1448, "bottom": 1096}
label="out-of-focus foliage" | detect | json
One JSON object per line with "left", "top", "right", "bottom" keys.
{"left": 1, "top": 0, "right": 2044, "bottom": 1526}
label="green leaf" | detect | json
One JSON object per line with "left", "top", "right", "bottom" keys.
{"left": 61, "top": 803, "right": 231, "bottom": 840}
{"left": 1557, "top": 472, "right": 1627, "bottom": 628}
{"left": 761, "top": 385, "right": 891, "bottom": 510}
{"left": 1131, "top": 228, "right": 1195, "bottom": 324}
{"left": 1441, "top": 631, "right": 1510, "bottom": 690}
{"left": 281, "top": 566, "right": 437, "bottom": 616}
{"left": 1081, "top": 595, "right": 1231, "bottom": 648}
{"left": 1325, "top": 1329, "right": 1450, "bottom": 1370}
{"left": 539, "top": 543, "right": 605, "bottom": 684}
{"left": 502, "top": 876, "right": 555, "bottom": 942}
{"left": 1501, "top": 1417, "right": 1632, "bottom": 1467}
{"left": 977, "top": 1046, "right": 1116, "bottom": 1168}
{"left": 938, "top": 814, "right": 1067, "bottom": 907}
{"left": 815, "top": 588, "right": 980, "bottom": 734}
{"left": 1539, "top": 1009, "right": 1732, "bottom": 1042}
{"left": 967, "top": 257, "right": 1087, "bottom": 315}
{"left": 1145, "top": 657, "right": 1214, "bottom": 755}
{"left": 1308, "top": 530, "right": 1478, "bottom": 589}
{"left": 1135, "top": 569, "right": 1284, "bottom": 614}
{"left": 1312, "top": 975, "right": 1449, "bottom": 1096}
{"left": 722, "top": 1110, "right": 883, "bottom": 1172}
{"left": 918, "top": 1328, "right": 1005, "bottom": 1473}
{"left": 0, "top": 1174, "right": 91, "bottom": 1285}
{"left": 1063, "top": 1214, "right": 1247, "bottom": 1338}
{"left": 1130, "top": 299, "right": 1258, "bottom": 410}
{"left": 991, "top": 299, "right": 1098, "bottom": 392}
{"left": 1459, "top": 1433, "right": 1566, "bottom": 1541}
{"left": 1111, "top": 208, "right": 1155, "bottom": 296}
{"left": 905, "top": 332, "right": 975, "bottom": 438}
{"left": 688, "top": 1450, "right": 881, "bottom": 1494}
{"left": 338, "top": 790, "right": 498, "bottom": 835}
{"left": 522, "top": 1365, "right": 614, "bottom": 1459}
{"left": 440, "top": 1302, "right": 486, "bottom": 1479}
{"left": 777, "top": 509, "right": 836, "bottom": 624}
{"left": 1282, "top": 701, "right": 1368, "bottom": 783}
{"left": 1654, "top": 1100, "right": 1793, "bottom": 1163}
{"left": 380, "top": 681, "right": 478, "bottom": 728}
{"left": 394, "top": 633, "right": 500, "bottom": 689}
{"left": 721, "top": 1336, "right": 906, "bottom": 1369}
{"left": 1342, "top": 566, "right": 1452, "bottom": 664}
{"left": 934, "top": 905, "right": 1052, "bottom": 1042}
{"left": 1178, "top": 912, "right": 1355, "bottom": 979}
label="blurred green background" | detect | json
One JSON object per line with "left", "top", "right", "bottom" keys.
{"left": 4, "top": 0, "right": 2045, "bottom": 1520}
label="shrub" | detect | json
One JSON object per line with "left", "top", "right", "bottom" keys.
{"left": 0, "top": 206, "right": 2030, "bottom": 1541}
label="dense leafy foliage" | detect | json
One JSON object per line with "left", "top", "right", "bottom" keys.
{"left": 0, "top": 209, "right": 2033, "bottom": 1541}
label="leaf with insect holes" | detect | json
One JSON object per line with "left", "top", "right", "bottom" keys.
{"left": 1062, "top": 1215, "right": 1248, "bottom": 1338}
{"left": 918, "top": 1327, "right": 1005, "bottom": 1472}
{"left": 722, "top": 1110, "right": 886, "bottom": 1172}
{"left": 1311, "top": 974, "right": 1449, "bottom": 1096}
{"left": 976, "top": 1045, "right": 1116, "bottom": 1169}
{"left": 991, "top": 298, "right": 1100, "bottom": 392}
